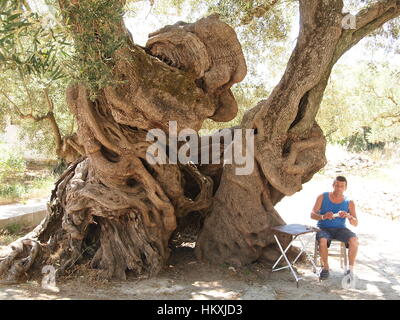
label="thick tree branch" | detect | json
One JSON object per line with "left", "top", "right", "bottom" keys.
{"left": 1, "top": 89, "right": 46, "bottom": 121}
{"left": 1, "top": 88, "right": 73, "bottom": 159}
{"left": 43, "top": 88, "right": 63, "bottom": 155}
{"left": 355, "top": 0, "right": 400, "bottom": 32}
{"left": 242, "top": 0, "right": 343, "bottom": 195}
{"left": 334, "top": 0, "right": 400, "bottom": 62}
{"left": 288, "top": 1, "right": 400, "bottom": 138}
{"left": 77, "top": 86, "right": 120, "bottom": 155}
{"left": 282, "top": 136, "right": 325, "bottom": 175}
{"left": 65, "top": 135, "right": 85, "bottom": 156}
{"left": 351, "top": 2, "right": 400, "bottom": 48}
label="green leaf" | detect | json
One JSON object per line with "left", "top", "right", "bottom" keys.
{"left": 7, "top": 13, "right": 22, "bottom": 22}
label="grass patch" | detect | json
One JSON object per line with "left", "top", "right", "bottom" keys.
{"left": 5, "top": 222, "right": 23, "bottom": 234}
{"left": 0, "top": 224, "right": 32, "bottom": 246}
{"left": 0, "top": 232, "right": 20, "bottom": 246}
{"left": 0, "top": 147, "right": 57, "bottom": 204}
{"left": 0, "top": 175, "right": 55, "bottom": 204}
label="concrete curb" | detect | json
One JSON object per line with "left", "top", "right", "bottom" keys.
{"left": 0, "top": 199, "right": 48, "bottom": 230}
{"left": 0, "top": 210, "right": 47, "bottom": 230}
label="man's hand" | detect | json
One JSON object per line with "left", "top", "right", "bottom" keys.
{"left": 339, "top": 210, "right": 352, "bottom": 219}
{"left": 323, "top": 211, "right": 334, "bottom": 220}
{"left": 338, "top": 210, "right": 348, "bottom": 218}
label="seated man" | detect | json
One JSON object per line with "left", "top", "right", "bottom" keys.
{"left": 310, "top": 175, "right": 359, "bottom": 280}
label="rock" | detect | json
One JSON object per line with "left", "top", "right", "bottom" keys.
{"left": 228, "top": 266, "right": 237, "bottom": 273}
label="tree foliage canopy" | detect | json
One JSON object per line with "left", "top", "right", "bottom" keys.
{"left": 318, "top": 61, "right": 400, "bottom": 149}
{"left": 0, "top": 0, "right": 74, "bottom": 157}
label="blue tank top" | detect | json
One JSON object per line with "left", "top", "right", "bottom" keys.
{"left": 317, "top": 192, "right": 349, "bottom": 228}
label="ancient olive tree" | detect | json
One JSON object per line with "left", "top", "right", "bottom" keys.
{"left": 1, "top": 0, "right": 399, "bottom": 282}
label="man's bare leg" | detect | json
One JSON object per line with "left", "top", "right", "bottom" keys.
{"left": 348, "top": 237, "right": 358, "bottom": 272}
{"left": 319, "top": 238, "right": 329, "bottom": 270}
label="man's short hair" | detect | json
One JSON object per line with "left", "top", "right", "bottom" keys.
{"left": 334, "top": 175, "right": 347, "bottom": 185}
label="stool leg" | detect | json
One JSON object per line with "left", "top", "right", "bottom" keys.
{"left": 344, "top": 243, "right": 348, "bottom": 273}
{"left": 313, "top": 240, "right": 318, "bottom": 273}
{"left": 340, "top": 242, "right": 344, "bottom": 269}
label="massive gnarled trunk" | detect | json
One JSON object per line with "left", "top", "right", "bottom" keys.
{"left": 196, "top": 0, "right": 400, "bottom": 266}
{"left": 1, "top": 0, "right": 399, "bottom": 282}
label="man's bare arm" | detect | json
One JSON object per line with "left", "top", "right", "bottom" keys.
{"left": 348, "top": 200, "right": 358, "bottom": 227}
{"left": 339, "top": 200, "right": 358, "bottom": 226}
{"left": 311, "top": 194, "right": 324, "bottom": 221}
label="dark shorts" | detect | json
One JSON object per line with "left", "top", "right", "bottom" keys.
{"left": 316, "top": 228, "right": 357, "bottom": 247}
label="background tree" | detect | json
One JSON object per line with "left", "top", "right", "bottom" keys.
{"left": 0, "top": 0, "right": 399, "bottom": 282}
{"left": 317, "top": 61, "right": 400, "bottom": 150}
{"left": 0, "top": 0, "right": 82, "bottom": 161}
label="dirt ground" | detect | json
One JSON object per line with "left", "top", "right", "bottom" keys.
{"left": 1, "top": 147, "right": 399, "bottom": 300}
